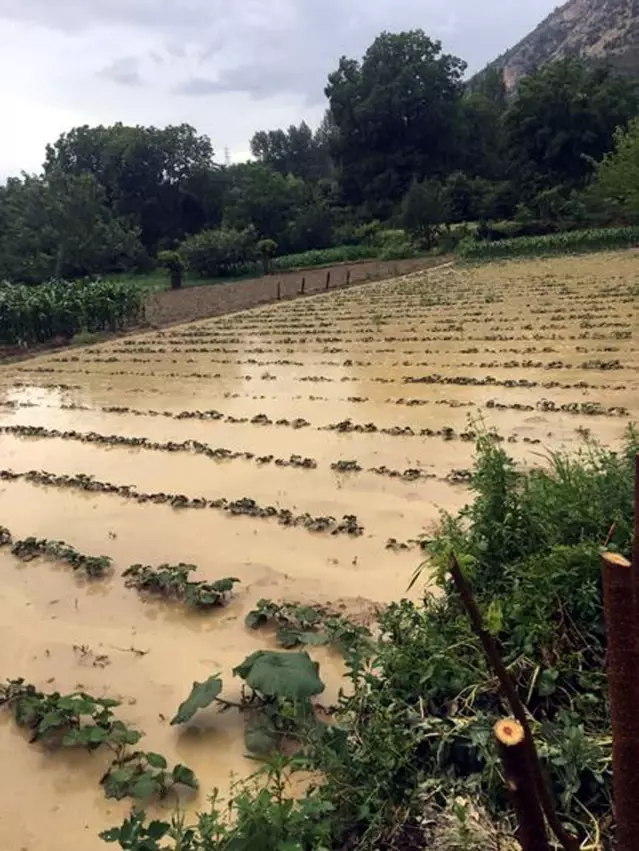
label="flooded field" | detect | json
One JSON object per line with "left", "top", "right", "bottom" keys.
{"left": 0, "top": 250, "right": 637, "bottom": 849}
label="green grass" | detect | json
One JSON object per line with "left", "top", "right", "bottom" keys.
{"left": 458, "top": 225, "right": 639, "bottom": 261}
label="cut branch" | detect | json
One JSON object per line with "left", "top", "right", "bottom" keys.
{"left": 449, "top": 552, "right": 577, "bottom": 851}
{"left": 494, "top": 718, "right": 550, "bottom": 851}
{"left": 602, "top": 550, "right": 639, "bottom": 851}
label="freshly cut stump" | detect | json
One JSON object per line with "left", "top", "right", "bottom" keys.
{"left": 494, "top": 718, "right": 550, "bottom": 851}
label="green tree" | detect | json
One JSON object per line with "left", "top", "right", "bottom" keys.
{"left": 180, "top": 226, "right": 258, "bottom": 278}
{"left": 250, "top": 121, "right": 330, "bottom": 182}
{"left": 0, "top": 172, "right": 144, "bottom": 283}
{"left": 326, "top": 30, "right": 466, "bottom": 214}
{"left": 586, "top": 117, "right": 639, "bottom": 223}
{"left": 44, "top": 123, "right": 223, "bottom": 252}
{"left": 401, "top": 178, "right": 449, "bottom": 248}
{"left": 504, "top": 59, "right": 638, "bottom": 201}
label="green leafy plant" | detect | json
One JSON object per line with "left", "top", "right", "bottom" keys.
{"left": 0, "top": 679, "right": 139, "bottom": 749}
{"left": 245, "top": 599, "right": 371, "bottom": 658}
{"left": 171, "top": 651, "right": 325, "bottom": 757}
{"left": 122, "top": 563, "right": 239, "bottom": 609}
{"left": 101, "top": 752, "right": 198, "bottom": 801}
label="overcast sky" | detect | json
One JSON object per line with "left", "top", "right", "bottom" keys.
{"left": 0, "top": 0, "right": 559, "bottom": 178}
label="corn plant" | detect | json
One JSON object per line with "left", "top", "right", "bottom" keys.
{"left": 0, "top": 278, "right": 143, "bottom": 346}
{"left": 459, "top": 226, "right": 639, "bottom": 261}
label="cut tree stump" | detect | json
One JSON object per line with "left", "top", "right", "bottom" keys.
{"left": 494, "top": 718, "right": 550, "bottom": 851}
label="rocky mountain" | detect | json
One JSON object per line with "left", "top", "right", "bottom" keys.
{"left": 479, "top": 0, "right": 638, "bottom": 90}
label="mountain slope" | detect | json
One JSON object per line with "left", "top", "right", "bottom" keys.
{"left": 480, "top": 0, "right": 638, "bottom": 90}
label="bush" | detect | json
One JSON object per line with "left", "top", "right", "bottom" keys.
{"left": 179, "top": 226, "right": 259, "bottom": 278}
{"left": 459, "top": 226, "right": 639, "bottom": 260}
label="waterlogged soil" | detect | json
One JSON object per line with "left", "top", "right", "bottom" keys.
{"left": 0, "top": 250, "right": 638, "bottom": 849}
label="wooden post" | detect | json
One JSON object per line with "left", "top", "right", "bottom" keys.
{"left": 277, "top": 280, "right": 281, "bottom": 300}
{"left": 325, "top": 271, "right": 331, "bottom": 290}
{"left": 494, "top": 719, "right": 550, "bottom": 851}
{"left": 602, "top": 550, "right": 639, "bottom": 850}
{"left": 300, "top": 276, "right": 305, "bottom": 295}
{"left": 346, "top": 269, "right": 351, "bottom": 286}
{"left": 633, "top": 453, "right": 639, "bottom": 596}
{"left": 449, "top": 554, "right": 577, "bottom": 851}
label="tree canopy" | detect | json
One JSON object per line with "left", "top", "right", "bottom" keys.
{"left": 0, "top": 30, "right": 637, "bottom": 284}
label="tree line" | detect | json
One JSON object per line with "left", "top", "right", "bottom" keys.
{"left": 1, "top": 30, "right": 637, "bottom": 284}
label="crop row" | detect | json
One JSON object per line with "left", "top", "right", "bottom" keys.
{"left": 0, "top": 525, "right": 111, "bottom": 577}
{"left": 0, "top": 469, "right": 364, "bottom": 537}
{"left": 0, "top": 279, "right": 143, "bottom": 347}
{"left": 0, "top": 424, "right": 472, "bottom": 484}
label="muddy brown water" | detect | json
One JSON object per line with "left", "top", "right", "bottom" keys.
{"left": 0, "top": 251, "right": 638, "bottom": 849}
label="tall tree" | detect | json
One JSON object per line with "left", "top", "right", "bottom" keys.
{"left": 44, "top": 123, "right": 223, "bottom": 251}
{"left": 504, "top": 59, "right": 638, "bottom": 200}
{"left": 250, "top": 121, "right": 330, "bottom": 181}
{"left": 325, "top": 30, "right": 466, "bottom": 214}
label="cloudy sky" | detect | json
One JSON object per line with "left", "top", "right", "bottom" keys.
{"left": 0, "top": 0, "right": 559, "bottom": 178}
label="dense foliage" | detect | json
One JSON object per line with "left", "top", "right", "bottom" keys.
{"left": 0, "top": 30, "right": 636, "bottom": 285}
{"left": 101, "top": 428, "right": 638, "bottom": 850}
{"left": 0, "top": 279, "right": 143, "bottom": 346}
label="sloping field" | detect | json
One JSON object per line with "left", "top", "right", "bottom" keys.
{"left": 0, "top": 250, "right": 637, "bottom": 849}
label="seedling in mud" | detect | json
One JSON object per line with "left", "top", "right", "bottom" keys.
{"left": 0, "top": 525, "right": 111, "bottom": 577}
{"left": 0, "top": 679, "right": 198, "bottom": 803}
{"left": 0, "top": 679, "right": 139, "bottom": 749}
{"left": 245, "top": 599, "right": 372, "bottom": 657}
{"left": 171, "top": 650, "right": 325, "bottom": 756}
{"left": 122, "top": 563, "right": 239, "bottom": 609}
{"left": 101, "top": 752, "right": 198, "bottom": 801}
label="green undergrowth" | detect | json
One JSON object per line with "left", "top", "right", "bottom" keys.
{"left": 458, "top": 225, "right": 639, "bottom": 260}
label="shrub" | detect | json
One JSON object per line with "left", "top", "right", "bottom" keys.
{"left": 179, "top": 226, "right": 259, "bottom": 278}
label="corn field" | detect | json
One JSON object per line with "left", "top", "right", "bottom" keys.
{"left": 0, "top": 279, "right": 144, "bottom": 347}
{"left": 459, "top": 226, "right": 639, "bottom": 261}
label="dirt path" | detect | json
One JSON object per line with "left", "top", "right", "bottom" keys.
{"left": 144, "top": 256, "right": 450, "bottom": 327}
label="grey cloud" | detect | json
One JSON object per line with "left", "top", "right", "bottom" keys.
{"left": 98, "top": 56, "right": 142, "bottom": 86}
{"left": 1, "top": 1, "right": 560, "bottom": 101}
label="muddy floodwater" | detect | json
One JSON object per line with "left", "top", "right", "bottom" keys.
{"left": 0, "top": 251, "right": 638, "bottom": 849}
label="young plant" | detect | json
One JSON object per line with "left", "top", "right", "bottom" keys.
{"left": 122, "top": 563, "right": 239, "bottom": 609}
{"left": 245, "top": 599, "right": 372, "bottom": 660}
{"left": 0, "top": 679, "right": 138, "bottom": 749}
{"left": 101, "top": 752, "right": 198, "bottom": 801}
{"left": 171, "top": 651, "right": 325, "bottom": 756}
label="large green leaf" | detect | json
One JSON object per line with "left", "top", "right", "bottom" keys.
{"left": 233, "top": 651, "right": 324, "bottom": 700}
{"left": 170, "top": 675, "right": 223, "bottom": 725}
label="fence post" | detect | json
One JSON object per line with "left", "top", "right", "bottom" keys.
{"left": 346, "top": 269, "right": 351, "bottom": 286}
{"left": 325, "top": 271, "right": 331, "bottom": 290}
{"left": 277, "top": 280, "right": 281, "bottom": 300}
{"left": 300, "top": 276, "right": 305, "bottom": 295}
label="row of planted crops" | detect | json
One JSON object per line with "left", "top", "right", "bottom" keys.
{"left": 0, "top": 279, "right": 143, "bottom": 346}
